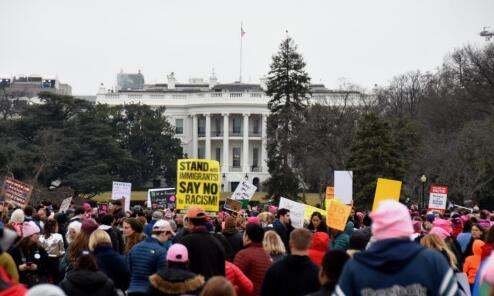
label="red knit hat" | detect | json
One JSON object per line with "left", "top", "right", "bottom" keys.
{"left": 81, "top": 219, "right": 98, "bottom": 234}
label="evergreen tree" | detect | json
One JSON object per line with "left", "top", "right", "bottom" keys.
{"left": 263, "top": 36, "right": 311, "bottom": 200}
{"left": 348, "top": 113, "right": 405, "bottom": 208}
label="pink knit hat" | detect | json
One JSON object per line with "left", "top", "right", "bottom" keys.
{"left": 370, "top": 200, "right": 414, "bottom": 240}
{"left": 429, "top": 227, "right": 450, "bottom": 239}
{"left": 247, "top": 217, "right": 260, "bottom": 224}
{"left": 166, "top": 243, "right": 188, "bottom": 263}
{"left": 432, "top": 219, "right": 452, "bottom": 234}
{"left": 22, "top": 221, "right": 40, "bottom": 238}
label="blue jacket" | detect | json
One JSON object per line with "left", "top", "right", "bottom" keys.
{"left": 93, "top": 245, "right": 130, "bottom": 291}
{"left": 127, "top": 237, "right": 166, "bottom": 293}
{"left": 329, "top": 221, "right": 354, "bottom": 251}
{"left": 144, "top": 219, "right": 157, "bottom": 237}
{"left": 335, "top": 239, "right": 458, "bottom": 296}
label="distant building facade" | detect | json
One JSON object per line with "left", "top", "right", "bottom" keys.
{"left": 117, "top": 70, "right": 145, "bottom": 91}
{"left": 0, "top": 75, "right": 72, "bottom": 96}
{"left": 96, "top": 72, "right": 369, "bottom": 192}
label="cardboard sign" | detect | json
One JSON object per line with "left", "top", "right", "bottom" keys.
{"left": 224, "top": 198, "right": 242, "bottom": 212}
{"left": 59, "top": 196, "right": 72, "bottom": 213}
{"left": 176, "top": 159, "right": 221, "bottom": 212}
{"left": 325, "top": 186, "right": 334, "bottom": 200}
{"left": 231, "top": 180, "right": 257, "bottom": 201}
{"left": 111, "top": 181, "right": 132, "bottom": 212}
{"left": 428, "top": 185, "right": 448, "bottom": 212}
{"left": 304, "top": 204, "right": 327, "bottom": 220}
{"left": 372, "top": 178, "right": 402, "bottom": 211}
{"left": 1, "top": 177, "right": 33, "bottom": 208}
{"left": 327, "top": 199, "right": 352, "bottom": 231}
{"left": 279, "top": 197, "right": 305, "bottom": 228}
{"left": 334, "top": 171, "right": 353, "bottom": 204}
{"left": 147, "top": 188, "right": 176, "bottom": 209}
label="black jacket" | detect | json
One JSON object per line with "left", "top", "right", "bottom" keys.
{"left": 93, "top": 245, "right": 130, "bottom": 291}
{"left": 59, "top": 269, "right": 118, "bottom": 296}
{"left": 148, "top": 265, "right": 205, "bottom": 296}
{"left": 177, "top": 227, "right": 225, "bottom": 280}
{"left": 223, "top": 231, "right": 244, "bottom": 261}
{"left": 260, "top": 255, "right": 320, "bottom": 296}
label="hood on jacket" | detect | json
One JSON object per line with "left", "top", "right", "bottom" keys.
{"left": 66, "top": 270, "right": 110, "bottom": 291}
{"left": 309, "top": 232, "right": 329, "bottom": 252}
{"left": 473, "top": 240, "right": 485, "bottom": 256}
{"left": 149, "top": 268, "right": 205, "bottom": 295}
{"left": 353, "top": 238, "right": 424, "bottom": 273}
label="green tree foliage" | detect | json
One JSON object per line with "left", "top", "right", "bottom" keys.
{"left": 263, "top": 36, "right": 311, "bottom": 200}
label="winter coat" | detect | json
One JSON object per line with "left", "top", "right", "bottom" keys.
{"left": 335, "top": 238, "right": 458, "bottom": 296}
{"left": 127, "top": 237, "right": 167, "bottom": 293}
{"left": 481, "top": 243, "right": 493, "bottom": 261}
{"left": 308, "top": 232, "right": 329, "bottom": 267}
{"left": 93, "top": 245, "right": 130, "bottom": 291}
{"left": 8, "top": 245, "right": 49, "bottom": 287}
{"left": 269, "top": 252, "right": 286, "bottom": 263}
{"left": 148, "top": 265, "right": 204, "bottom": 296}
{"left": 177, "top": 227, "right": 225, "bottom": 280}
{"left": 456, "top": 232, "right": 472, "bottom": 254}
{"left": 273, "top": 220, "right": 289, "bottom": 252}
{"left": 463, "top": 239, "right": 485, "bottom": 284}
{"left": 99, "top": 225, "right": 124, "bottom": 254}
{"left": 307, "top": 283, "right": 336, "bottom": 296}
{"left": 223, "top": 231, "right": 244, "bottom": 261}
{"left": 144, "top": 219, "right": 158, "bottom": 237}
{"left": 59, "top": 269, "right": 118, "bottom": 296}
{"left": 225, "top": 261, "right": 253, "bottom": 296}
{"left": 234, "top": 242, "right": 272, "bottom": 296}
{"left": 329, "top": 222, "right": 353, "bottom": 251}
{"left": 260, "top": 255, "right": 320, "bottom": 296}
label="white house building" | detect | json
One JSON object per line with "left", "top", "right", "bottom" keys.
{"left": 95, "top": 72, "right": 368, "bottom": 192}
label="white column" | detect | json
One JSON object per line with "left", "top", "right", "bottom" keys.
{"left": 242, "top": 113, "right": 250, "bottom": 173}
{"left": 205, "top": 113, "right": 211, "bottom": 159}
{"left": 192, "top": 114, "right": 198, "bottom": 158}
{"left": 222, "top": 113, "right": 229, "bottom": 173}
{"left": 261, "top": 114, "right": 268, "bottom": 172}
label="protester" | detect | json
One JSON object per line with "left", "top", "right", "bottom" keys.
{"left": 464, "top": 239, "right": 485, "bottom": 286}
{"left": 148, "top": 243, "right": 205, "bottom": 296}
{"left": 98, "top": 214, "right": 124, "bottom": 254}
{"left": 260, "top": 228, "right": 320, "bottom": 296}
{"left": 24, "top": 207, "right": 42, "bottom": 232}
{"left": 262, "top": 230, "right": 286, "bottom": 262}
{"left": 225, "top": 260, "right": 253, "bottom": 296}
{"left": 234, "top": 223, "right": 271, "bottom": 296}
{"left": 307, "top": 212, "right": 328, "bottom": 233}
{"left": 222, "top": 216, "right": 244, "bottom": 261}
{"left": 273, "top": 209, "right": 291, "bottom": 252}
{"left": 308, "top": 231, "right": 329, "bottom": 266}
{"left": 8, "top": 209, "right": 24, "bottom": 238}
{"left": 346, "top": 230, "right": 369, "bottom": 257}
{"left": 65, "top": 220, "right": 81, "bottom": 245}
{"left": 26, "top": 284, "right": 66, "bottom": 296}
{"left": 9, "top": 221, "right": 49, "bottom": 287}
{"left": 481, "top": 226, "right": 494, "bottom": 260}
{"left": 122, "top": 217, "right": 145, "bottom": 255}
{"left": 0, "top": 222, "right": 27, "bottom": 294}
{"left": 127, "top": 219, "right": 170, "bottom": 295}
{"left": 144, "top": 211, "right": 163, "bottom": 237}
{"left": 62, "top": 207, "right": 84, "bottom": 242}
{"left": 200, "top": 276, "right": 237, "bottom": 296}
{"left": 421, "top": 234, "right": 458, "bottom": 270}
{"left": 335, "top": 200, "right": 458, "bottom": 296}
{"left": 39, "top": 219, "right": 64, "bottom": 283}
{"left": 308, "top": 250, "right": 350, "bottom": 296}
{"left": 178, "top": 206, "right": 225, "bottom": 280}
{"left": 60, "top": 218, "right": 98, "bottom": 273}
{"left": 464, "top": 223, "right": 485, "bottom": 258}
{"left": 457, "top": 220, "right": 473, "bottom": 254}
{"left": 89, "top": 229, "right": 130, "bottom": 292}
{"left": 59, "top": 251, "right": 119, "bottom": 296}
{"left": 329, "top": 221, "right": 354, "bottom": 251}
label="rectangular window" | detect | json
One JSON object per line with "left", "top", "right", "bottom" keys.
{"left": 252, "top": 148, "right": 259, "bottom": 168}
{"left": 232, "top": 117, "right": 241, "bottom": 134}
{"left": 215, "top": 147, "right": 221, "bottom": 162}
{"left": 214, "top": 118, "right": 222, "bottom": 136}
{"left": 253, "top": 119, "right": 260, "bottom": 134}
{"left": 198, "top": 147, "right": 205, "bottom": 159}
{"left": 175, "top": 119, "right": 184, "bottom": 134}
{"left": 232, "top": 147, "right": 241, "bottom": 167}
{"left": 231, "top": 182, "right": 239, "bottom": 192}
{"left": 198, "top": 117, "right": 205, "bottom": 136}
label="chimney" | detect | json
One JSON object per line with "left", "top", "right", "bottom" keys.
{"left": 209, "top": 69, "right": 218, "bottom": 89}
{"left": 167, "top": 72, "right": 176, "bottom": 89}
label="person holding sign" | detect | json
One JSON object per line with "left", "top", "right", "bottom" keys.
{"left": 335, "top": 200, "right": 458, "bottom": 296}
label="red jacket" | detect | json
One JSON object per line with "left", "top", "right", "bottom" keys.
{"left": 481, "top": 243, "right": 493, "bottom": 261}
{"left": 234, "top": 242, "right": 272, "bottom": 296}
{"left": 308, "top": 232, "right": 330, "bottom": 267}
{"left": 225, "top": 261, "right": 253, "bottom": 296}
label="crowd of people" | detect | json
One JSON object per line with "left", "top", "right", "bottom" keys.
{"left": 0, "top": 198, "right": 491, "bottom": 296}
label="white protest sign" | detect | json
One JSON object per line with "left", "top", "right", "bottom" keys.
{"left": 112, "top": 181, "right": 132, "bottom": 212}
{"left": 334, "top": 170, "right": 353, "bottom": 204}
{"left": 59, "top": 196, "right": 72, "bottom": 213}
{"left": 279, "top": 197, "right": 305, "bottom": 228}
{"left": 231, "top": 180, "right": 257, "bottom": 201}
{"left": 428, "top": 185, "right": 448, "bottom": 212}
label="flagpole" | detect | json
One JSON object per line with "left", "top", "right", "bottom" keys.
{"left": 240, "top": 22, "right": 243, "bottom": 83}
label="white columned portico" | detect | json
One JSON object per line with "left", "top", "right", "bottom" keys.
{"left": 205, "top": 113, "right": 211, "bottom": 159}
{"left": 192, "top": 114, "right": 198, "bottom": 158}
{"left": 242, "top": 113, "right": 250, "bottom": 173}
{"left": 222, "top": 113, "right": 229, "bottom": 173}
{"left": 261, "top": 114, "right": 268, "bottom": 172}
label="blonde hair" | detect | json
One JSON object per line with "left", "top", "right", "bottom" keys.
{"left": 88, "top": 229, "right": 112, "bottom": 251}
{"left": 263, "top": 230, "right": 286, "bottom": 255}
{"left": 421, "top": 234, "right": 457, "bottom": 269}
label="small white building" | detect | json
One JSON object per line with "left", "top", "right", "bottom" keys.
{"left": 96, "top": 72, "right": 367, "bottom": 192}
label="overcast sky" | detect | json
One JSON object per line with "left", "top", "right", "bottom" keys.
{"left": 1, "top": 0, "right": 493, "bottom": 95}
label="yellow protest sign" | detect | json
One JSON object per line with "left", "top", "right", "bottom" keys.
{"left": 325, "top": 186, "right": 334, "bottom": 200}
{"left": 326, "top": 199, "right": 352, "bottom": 231}
{"left": 372, "top": 178, "right": 402, "bottom": 211}
{"left": 176, "top": 159, "right": 221, "bottom": 212}
{"left": 304, "top": 204, "right": 326, "bottom": 220}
